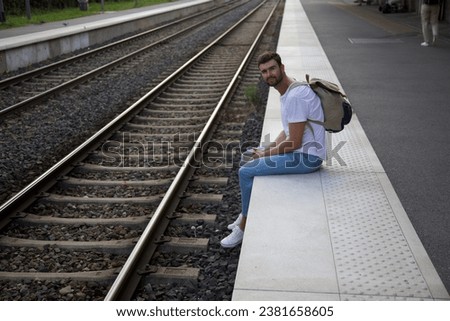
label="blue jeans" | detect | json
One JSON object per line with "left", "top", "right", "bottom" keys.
{"left": 239, "top": 152, "right": 322, "bottom": 216}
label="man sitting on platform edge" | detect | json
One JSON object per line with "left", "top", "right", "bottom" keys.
{"left": 221, "top": 51, "right": 326, "bottom": 248}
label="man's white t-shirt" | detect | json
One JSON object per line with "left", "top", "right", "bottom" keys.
{"left": 280, "top": 84, "right": 326, "bottom": 160}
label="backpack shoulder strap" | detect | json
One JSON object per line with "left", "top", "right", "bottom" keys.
{"left": 288, "top": 80, "right": 308, "bottom": 89}
{"left": 302, "top": 75, "right": 326, "bottom": 127}
{"left": 286, "top": 78, "right": 323, "bottom": 136}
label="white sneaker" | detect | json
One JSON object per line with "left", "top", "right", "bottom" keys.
{"left": 227, "top": 214, "right": 243, "bottom": 230}
{"left": 421, "top": 42, "right": 429, "bottom": 47}
{"left": 220, "top": 226, "right": 244, "bottom": 248}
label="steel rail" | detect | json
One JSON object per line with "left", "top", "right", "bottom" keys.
{"left": 0, "top": 0, "right": 246, "bottom": 117}
{"left": 0, "top": 14, "right": 230, "bottom": 221}
{"left": 104, "top": 0, "right": 280, "bottom": 301}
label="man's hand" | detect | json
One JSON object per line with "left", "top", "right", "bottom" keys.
{"left": 252, "top": 149, "right": 265, "bottom": 159}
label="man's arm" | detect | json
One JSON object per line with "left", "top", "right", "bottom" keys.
{"left": 273, "top": 130, "right": 287, "bottom": 147}
{"left": 255, "top": 122, "right": 306, "bottom": 158}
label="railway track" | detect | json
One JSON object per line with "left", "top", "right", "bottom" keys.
{"left": 0, "top": 0, "right": 263, "bottom": 210}
{"left": 0, "top": 0, "right": 283, "bottom": 301}
{"left": 0, "top": 0, "right": 246, "bottom": 117}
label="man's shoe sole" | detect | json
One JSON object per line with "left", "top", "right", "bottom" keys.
{"left": 220, "top": 240, "right": 242, "bottom": 248}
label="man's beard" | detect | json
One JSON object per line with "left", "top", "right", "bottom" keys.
{"left": 266, "top": 73, "right": 283, "bottom": 87}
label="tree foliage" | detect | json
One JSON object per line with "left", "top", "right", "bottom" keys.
{"left": 3, "top": 0, "right": 97, "bottom": 15}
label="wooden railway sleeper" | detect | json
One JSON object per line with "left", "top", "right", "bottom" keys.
{"left": 140, "top": 266, "right": 199, "bottom": 287}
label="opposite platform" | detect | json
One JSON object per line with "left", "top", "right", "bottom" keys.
{"left": 0, "top": 0, "right": 216, "bottom": 73}
{"left": 232, "top": 0, "right": 449, "bottom": 301}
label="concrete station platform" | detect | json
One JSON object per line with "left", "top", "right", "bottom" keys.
{"left": 0, "top": 0, "right": 219, "bottom": 73}
{"left": 232, "top": 0, "right": 449, "bottom": 301}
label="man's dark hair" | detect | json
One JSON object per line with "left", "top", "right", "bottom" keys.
{"left": 257, "top": 51, "right": 282, "bottom": 67}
